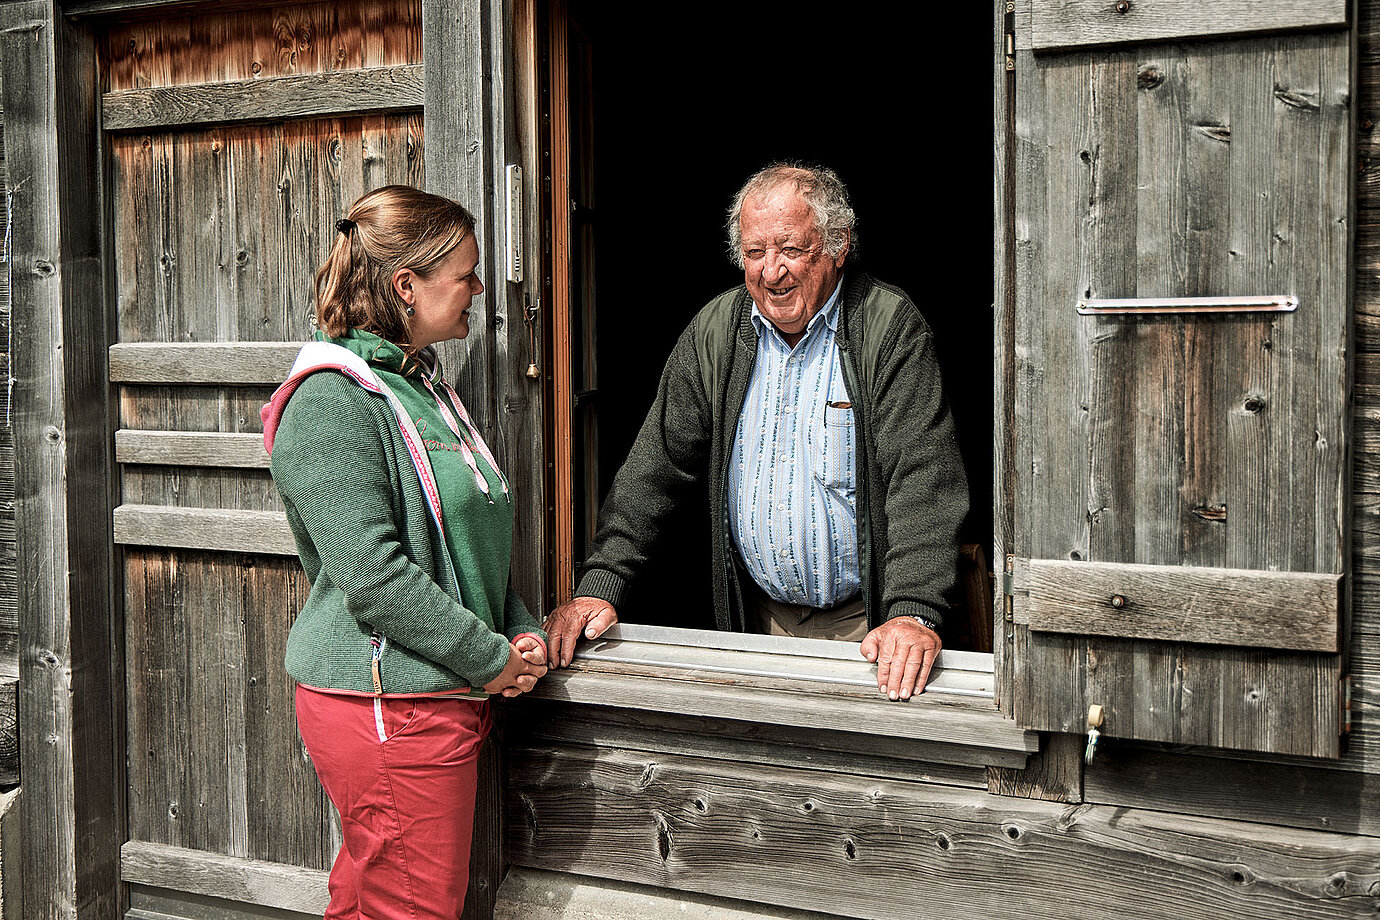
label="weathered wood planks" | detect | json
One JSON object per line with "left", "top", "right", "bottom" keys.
{"left": 1017, "top": 558, "right": 1342, "bottom": 651}
{"left": 120, "top": 840, "right": 329, "bottom": 913}
{"left": 1013, "top": 18, "right": 1352, "bottom": 756}
{"left": 3, "top": 4, "right": 124, "bottom": 920}
{"left": 100, "top": 0, "right": 421, "bottom": 91}
{"left": 102, "top": 64, "right": 424, "bottom": 132}
{"left": 116, "top": 430, "right": 269, "bottom": 469}
{"left": 506, "top": 744, "right": 1380, "bottom": 920}
{"left": 113, "top": 505, "right": 294, "bottom": 555}
{"left": 528, "top": 663, "right": 1036, "bottom": 759}
{"left": 1025, "top": 0, "right": 1350, "bottom": 51}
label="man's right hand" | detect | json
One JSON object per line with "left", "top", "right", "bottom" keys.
{"left": 544, "top": 597, "right": 619, "bottom": 668}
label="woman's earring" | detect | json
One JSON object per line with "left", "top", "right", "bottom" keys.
{"left": 405, "top": 305, "right": 415, "bottom": 316}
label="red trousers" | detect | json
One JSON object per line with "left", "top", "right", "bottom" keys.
{"left": 295, "top": 685, "right": 492, "bottom": 920}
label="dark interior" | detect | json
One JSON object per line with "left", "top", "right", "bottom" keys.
{"left": 566, "top": 3, "right": 992, "bottom": 640}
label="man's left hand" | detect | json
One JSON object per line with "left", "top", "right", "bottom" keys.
{"left": 860, "top": 618, "right": 941, "bottom": 701}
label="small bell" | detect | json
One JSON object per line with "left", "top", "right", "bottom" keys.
{"left": 525, "top": 362, "right": 540, "bottom": 379}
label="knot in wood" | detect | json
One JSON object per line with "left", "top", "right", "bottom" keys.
{"left": 1137, "top": 64, "right": 1164, "bottom": 91}
{"left": 43, "top": 426, "right": 60, "bottom": 443}
{"left": 32, "top": 259, "right": 55, "bottom": 278}
{"left": 1243, "top": 395, "right": 1266, "bottom": 414}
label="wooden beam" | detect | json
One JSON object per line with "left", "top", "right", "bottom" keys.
{"left": 101, "top": 65, "right": 424, "bottom": 133}
{"left": 115, "top": 430, "right": 268, "bottom": 469}
{"left": 507, "top": 745, "right": 1380, "bottom": 920}
{"left": 1016, "top": 558, "right": 1341, "bottom": 652}
{"left": 2, "top": 4, "right": 122, "bottom": 919}
{"left": 1023, "top": 0, "right": 1350, "bottom": 51}
{"left": 120, "top": 841, "right": 328, "bottom": 915}
{"left": 527, "top": 665, "right": 1037, "bottom": 759}
{"left": 1085, "top": 744, "right": 1380, "bottom": 838}
{"left": 109, "top": 342, "right": 297, "bottom": 385}
{"left": 502, "top": 699, "right": 1004, "bottom": 780}
{"left": 63, "top": 0, "right": 271, "bottom": 19}
{"left": 112, "top": 505, "right": 295, "bottom": 556}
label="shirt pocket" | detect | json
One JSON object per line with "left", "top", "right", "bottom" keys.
{"left": 815, "top": 402, "right": 857, "bottom": 493}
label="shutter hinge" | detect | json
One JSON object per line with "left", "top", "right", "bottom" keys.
{"left": 1343, "top": 674, "right": 1353, "bottom": 734}
{"left": 1002, "top": 553, "right": 1016, "bottom": 622}
{"left": 1004, "top": 1, "right": 1016, "bottom": 72}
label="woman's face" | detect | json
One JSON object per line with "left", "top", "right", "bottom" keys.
{"left": 396, "top": 234, "right": 484, "bottom": 349}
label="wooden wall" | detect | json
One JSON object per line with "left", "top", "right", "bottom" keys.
{"left": 107, "top": 0, "right": 420, "bottom": 872}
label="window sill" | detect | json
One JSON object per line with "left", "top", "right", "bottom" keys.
{"left": 526, "top": 624, "right": 1036, "bottom": 767}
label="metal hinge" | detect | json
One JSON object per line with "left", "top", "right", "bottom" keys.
{"left": 1343, "top": 674, "right": 1353, "bottom": 734}
{"left": 1002, "top": 553, "right": 1016, "bottom": 623}
{"left": 1004, "top": 1, "right": 1016, "bottom": 72}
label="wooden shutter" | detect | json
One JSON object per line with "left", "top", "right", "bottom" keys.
{"left": 1010, "top": 1, "right": 1353, "bottom": 757}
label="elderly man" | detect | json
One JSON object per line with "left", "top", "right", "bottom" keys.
{"left": 545, "top": 164, "right": 968, "bottom": 699}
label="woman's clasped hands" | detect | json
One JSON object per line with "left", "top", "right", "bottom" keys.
{"left": 482, "top": 634, "right": 548, "bottom": 698}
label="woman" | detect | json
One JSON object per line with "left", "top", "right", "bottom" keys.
{"left": 262, "top": 184, "right": 546, "bottom": 919}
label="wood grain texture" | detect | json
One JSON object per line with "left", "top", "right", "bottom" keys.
{"left": 102, "top": 64, "right": 423, "bottom": 132}
{"left": 1085, "top": 743, "right": 1380, "bottom": 836}
{"left": 1025, "top": 0, "right": 1350, "bottom": 52}
{"left": 110, "top": 343, "right": 299, "bottom": 382}
{"left": 527, "top": 664, "right": 1037, "bottom": 759}
{"left": 117, "top": 430, "right": 269, "bottom": 469}
{"left": 113, "top": 504, "right": 295, "bottom": 555}
{"left": 501, "top": 698, "right": 1001, "bottom": 782}
{"left": 1018, "top": 558, "right": 1341, "bottom": 651}
{"left": 423, "top": 0, "right": 496, "bottom": 454}
{"left": 1013, "top": 24, "right": 1351, "bottom": 756}
{"left": 499, "top": 0, "right": 547, "bottom": 627}
{"left": 121, "top": 840, "right": 328, "bottom": 913}
{"left": 3, "top": 4, "right": 123, "bottom": 919}
{"left": 987, "top": 732, "right": 1084, "bottom": 802}
{"left": 101, "top": 0, "right": 421, "bottom": 91}
{"left": 506, "top": 745, "right": 1380, "bottom": 920}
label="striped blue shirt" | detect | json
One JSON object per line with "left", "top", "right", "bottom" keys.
{"left": 728, "top": 280, "right": 860, "bottom": 608}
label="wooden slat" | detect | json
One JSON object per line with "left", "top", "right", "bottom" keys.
{"left": 503, "top": 698, "right": 1007, "bottom": 779}
{"left": 1024, "top": 0, "right": 1349, "bottom": 51}
{"left": 109, "top": 342, "right": 298, "bottom": 385}
{"left": 68, "top": 0, "right": 273, "bottom": 19}
{"left": 1085, "top": 744, "right": 1380, "bottom": 837}
{"left": 1017, "top": 558, "right": 1341, "bottom": 652}
{"left": 1014, "top": 627, "right": 1343, "bottom": 758}
{"left": 113, "top": 504, "right": 295, "bottom": 555}
{"left": 101, "top": 65, "right": 424, "bottom": 133}
{"left": 2, "top": 5, "right": 123, "bottom": 919}
{"left": 121, "top": 841, "right": 328, "bottom": 914}
{"left": 507, "top": 745, "right": 1380, "bottom": 920}
{"left": 116, "top": 430, "right": 268, "bottom": 469}
{"left": 528, "top": 664, "right": 1037, "bottom": 759}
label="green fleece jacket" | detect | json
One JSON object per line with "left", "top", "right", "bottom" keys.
{"left": 576, "top": 273, "right": 968, "bottom": 633}
{"left": 267, "top": 329, "right": 543, "bottom": 695}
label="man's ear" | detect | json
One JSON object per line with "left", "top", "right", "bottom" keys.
{"left": 392, "top": 267, "right": 415, "bottom": 304}
{"left": 834, "top": 230, "right": 851, "bottom": 268}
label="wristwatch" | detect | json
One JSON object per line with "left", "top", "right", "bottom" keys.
{"left": 910, "top": 615, "right": 940, "bottom": 634}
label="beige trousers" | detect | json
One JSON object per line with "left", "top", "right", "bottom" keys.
{"left": 746, "top": 582, "right": 868, "bottom": 642}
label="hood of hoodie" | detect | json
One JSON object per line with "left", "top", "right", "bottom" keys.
{"left": 260, "top": 329, "right": 439, "bottom": 454}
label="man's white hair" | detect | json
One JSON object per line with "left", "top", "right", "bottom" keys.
{"left": 726, "top": 163, "right": 857, "bottom": 269}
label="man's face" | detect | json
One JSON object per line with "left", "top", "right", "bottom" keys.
{"left": 739, "top": 187, "right": 848, "bottom": 340}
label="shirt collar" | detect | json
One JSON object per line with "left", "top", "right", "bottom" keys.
{"left": 749, "top": 275, "right": 845, "bottom": 344}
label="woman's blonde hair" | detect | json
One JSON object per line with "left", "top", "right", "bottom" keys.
{"left": 314, "top": 185, "right": 477, "bottom": 347}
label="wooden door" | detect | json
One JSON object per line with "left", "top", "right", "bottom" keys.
{"left": 1010, "top": 1, "right": 1353, "bottom": 757}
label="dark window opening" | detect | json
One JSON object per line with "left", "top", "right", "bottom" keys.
{"left": 562, "top": 2, "right": 993, "bottom": 648}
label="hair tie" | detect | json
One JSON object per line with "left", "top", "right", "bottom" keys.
{"left": 336, "top": 218, "right": 356, "bottom": 234}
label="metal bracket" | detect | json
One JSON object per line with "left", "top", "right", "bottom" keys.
{"left": 1343, "top": 674, "right": 1353, "bottom": 734}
